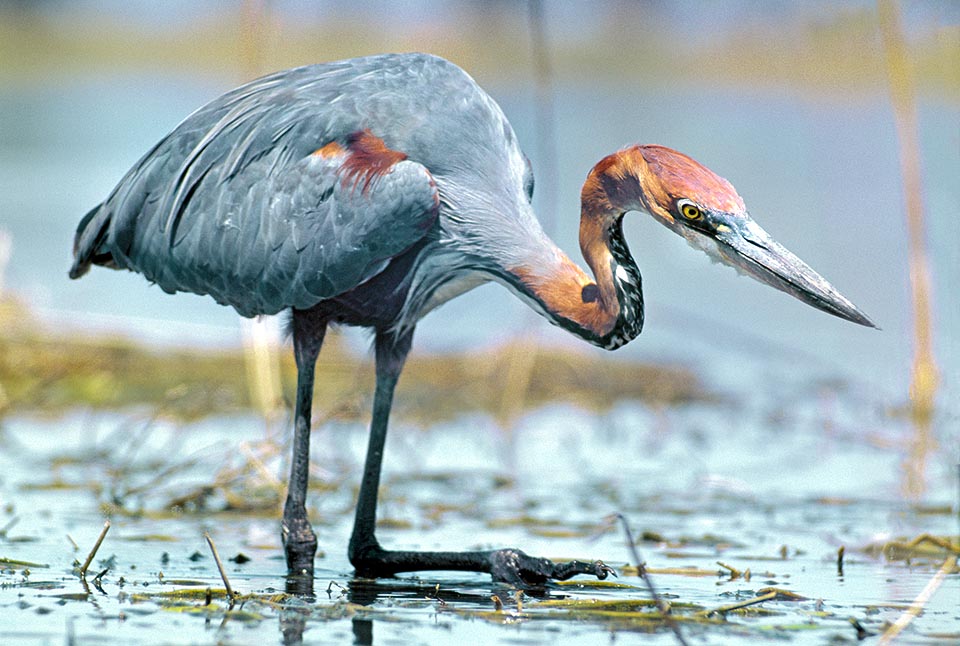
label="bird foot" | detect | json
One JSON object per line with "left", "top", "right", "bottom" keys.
{"left": 282, "top": 517, "right": 318, "bottom": 575}
{"left": 488, "top": 548, "right": 616, "bottom": 586}
{"left": 347, "top": 540, "right": 613, "bottom": 586}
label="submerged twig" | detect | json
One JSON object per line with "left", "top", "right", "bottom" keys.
{"left": 717, "top": 561, "right": 748, "bottom": 580}
{"left": 616, "top": 514, "right": 689, "bottom": 646}
{"left": 79, "top": 520, "right": 110, "bottom": 578}
{"left": 204, "top": 532, "right": 234, "bottom": 599}
{"left": 701, "top": 590, "right": 777, "bottom": 617}
{"left": 878, "top": 554, "right": 957, "bottom": 645}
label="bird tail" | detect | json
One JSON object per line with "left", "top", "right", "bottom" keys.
{"left": 69, "top": 203, "right": 114, "bottom": 279}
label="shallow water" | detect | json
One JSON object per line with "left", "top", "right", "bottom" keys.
{"left": 1, "top": 377, "right": 957, "bottom": 645}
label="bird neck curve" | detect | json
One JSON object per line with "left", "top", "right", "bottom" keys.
{"left": 509, "top": 149, "right": 646, "bottom": 350}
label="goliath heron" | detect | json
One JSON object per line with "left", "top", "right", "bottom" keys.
{"left": 70, "top": 53, "right": 874, "bottom": 585}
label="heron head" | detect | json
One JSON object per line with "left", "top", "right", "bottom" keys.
{"left": 622, "top": 145, "right": 876, "bottom": 328}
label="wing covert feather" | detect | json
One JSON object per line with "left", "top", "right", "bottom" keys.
{"left": 137, "top": 143, "right": 438, "bottom": 316}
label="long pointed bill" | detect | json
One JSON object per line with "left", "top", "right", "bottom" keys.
{"left": 715, "top": 218, "right": 877, "bottom": 328}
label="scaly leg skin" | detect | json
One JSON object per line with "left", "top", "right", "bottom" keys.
{"left": 281, "top": 408, "right": 318, "bottom": 574}
{"left": 348, "top": 329, "right": 614, "bottom": 586}
{"left": 282, "top": 315, "right": 325, "bottom": 576}
{"left": 351, "top": 542, "right": 614, "bottom": 586}
{"left": 281, "top": 507, "right": 317, "bottom": 575}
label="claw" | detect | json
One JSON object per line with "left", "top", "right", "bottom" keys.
{"left": 594, "top": 561, "right": 617, "bottom": 580}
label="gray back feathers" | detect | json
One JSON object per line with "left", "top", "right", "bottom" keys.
{"left": 71, "top": 53, "right": 553, "bottom": 322}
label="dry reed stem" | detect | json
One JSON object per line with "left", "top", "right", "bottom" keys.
{"left": 204, "top": 532, "right": 235, "bottom": 599}
{"left": 877, "top": 554, "right": 957, "bottom": 645}
{"left": 240, "top": 0, "right": 268, "bottom": 81}
{"left": 241, "top": 317, "right": 285, "bottom": 430}
{"left": 897, "top": 534, "right": 959, "bottom": 554}
{"left": 716, "top": 561, "right": 742, "bottom": 579}
{"left": 869, "top": 533, "right": 960, "bottom": 561}
{"left": 497, "top": 334, "right": 540, "bottom": 426}
{"left": 616, "top": 514, "right": 690, "bottom": 646}
{"left": 79, "top": 520, "right": 110, "bottom": 578}
{"left": 877, "top": 0, "right": 938, "bottom": 499}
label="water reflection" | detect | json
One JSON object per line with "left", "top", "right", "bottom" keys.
{"left": 277, "top": 574, "right": 562, "bottom": 646}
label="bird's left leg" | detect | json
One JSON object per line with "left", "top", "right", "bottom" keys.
{"left": 282, "top": 313, "right": 326, "bottom": 575}
{"left": 348, "top": 329, "right": 614, "bottom": 586}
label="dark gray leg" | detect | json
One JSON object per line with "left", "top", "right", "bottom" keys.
{"left": 347, "top": 329, "right": 614, "bottom": 586}
{"left": 347, "top": 328, "right": 413, "bottom": 567}
{"left": 282, "top": 313, "right": 326, "bottom": 575}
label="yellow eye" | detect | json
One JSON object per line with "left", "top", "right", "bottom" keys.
{"left": 681, "top": 203, "right": 702, "bottom": 220}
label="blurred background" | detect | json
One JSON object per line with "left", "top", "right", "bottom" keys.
{"left": 0, "top": 1, "right": 957, "bottom": 496}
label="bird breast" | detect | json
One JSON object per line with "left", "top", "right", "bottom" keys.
{"left": 418, "top": 270, "right": 490, "bottom": 317}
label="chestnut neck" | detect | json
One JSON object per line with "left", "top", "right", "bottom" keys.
{"left": 509, "top": 148, "right": 646, "bottom": 349}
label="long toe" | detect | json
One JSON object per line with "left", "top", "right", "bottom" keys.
{"left": 488, "top": 548, "right": 613, "bottom": 586}
{"left": 551, "top": 559, "right": 616, "bottom": 581}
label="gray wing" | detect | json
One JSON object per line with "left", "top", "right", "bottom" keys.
{"left": 138, "top": 143, "right": 437, "bottom": 317}
{"left": 71, "top": 55, "right": 442, "bottom": 316}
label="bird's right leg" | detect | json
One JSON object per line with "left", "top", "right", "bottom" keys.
{"left": 282, "top": 312, "right": 326, "bottom": 576}
{"left": 347, "top": 330, "right": 613, "bottom": 586}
